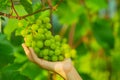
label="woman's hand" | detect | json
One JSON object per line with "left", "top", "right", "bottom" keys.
{"left": 22, "top": 43, "right": 73, "bottom": 79}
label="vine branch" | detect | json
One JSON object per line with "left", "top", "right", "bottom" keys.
{"left": 0, "top": 8, "right": 50, "bottom": 20}
{"left": 68, "top": 23, "right": 76, "bottom": 48}
{"left": 10, "top": 0, "right": 19, "bottom": 17}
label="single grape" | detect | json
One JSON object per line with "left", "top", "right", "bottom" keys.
{"left": 21, "top": 30, "right": 26, "bottom": 36}
{"left": 25, "top": 35, "right": 33, "bottom": 42}
{"left": 70, "top": 49, "right": 76, "bottom": 58}
{"left": 44, "top": 29, "right": 48, "bottom": 32}
{"left": 65, "top": 53, "right": 71, "bottom": 58}
{"left": 18, "top": 22, "right": 23, "bottom": 27}
{"left": 50, "top": 44, "right": 56, "bottom": 49}
{"left": 40, "top": 25, "right": 44, "bottom": 28}
{"left": 46, "top": 23, "right": 52, "bottom": 29}
{"left": 37, "top": 41, "right": 43, "bottom": 48}
{"left": 25, "top": 42, "right": 31, "bottom": 47}
{"left": 34, "top": 47, "right": 40, "bottom": 53}
{"left": 36, "top": 20, "right": 42, "bottom": 25}
{"left": 38, "top": 53, "right": 43, "bottom": 58}
{"left": 38, "top": 28, "right": 44, "bottom": 33}
{"left": 43, "top": 17, "right": 50, "bottom": 23}
{"left": 32, "top": 41, "right": 36, "bottom": 47}
{"left": 58, "top": 55, "right": 64, "bottom": 61}
{"left": 45, "top": 32, "right": 52, "bottom": 39}
{"left": 31, "top": 24, "right": 39, "bottom": 30}
{"left": 62, "top": 38, "right": 67, "bottom": 43}
{"left": 55, "top": 49, "right": 61, "bottom": 56}
{"left": 55, "top": 35, "right": 61, "bottom": 41}
{"left": 50, "top": 38, "right": 55, "bottom": 43}
{"left": 43, "top": 56, "right": 49, "bottom": 60}
{"left": 42, "top": 49, "right": 49, "bottom": 56}
{"left": 55, "top": 42, "right": 60, "bottom": 46}
{"left": 35, "top": 34, "right": 45, "bottom": 40}
{"left": 49, "top": 50, "right": 54, "bottom": 56}
{"left": 51, "top": 55, "right": 58, "bottom": 61}
{"left": 44, "top": 40, "right": 51, "bottom": 46}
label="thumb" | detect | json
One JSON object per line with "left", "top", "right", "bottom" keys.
{"left": 22, "top": 43, "right": 34, "bottom": 62}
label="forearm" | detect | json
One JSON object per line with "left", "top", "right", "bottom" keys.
{"left": 65, "top": 66, "right": 82, "bottom": 80}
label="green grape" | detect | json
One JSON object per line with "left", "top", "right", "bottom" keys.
{"left": 49, "top": 50, "right": 54, "bottom": 56}
{"left": 45, "top": 32, "right": 52, "bottom": 39}
{"left": 38, "top": 53, "right": 43, "bottom": 58}
{"left": 50, "top": 44, "right": 56, "bottom": 49}
{"left": 70, "top": 49, "right": 76, "bottom": 58}
{"left": 44, "top": 40, "right": 51, "bottom": 46}
{"left": 55, "top": 49, "right": 61, "bottom": 56}
{"left": 40, "top": 25, "right": 44, "bottom": 28}
{"left": 38, "top": 28, "right": 44, "bottom": 33}
{"left": 42, "top": 49, "right": 49, "bottom": 56}
{"left": 21, "top": 30, "right": 26, "bottom": 36}
{"left": 35, "top": 34, "right": 45, "bottom": 40}
{"left": 58, "top": 55, "right": 64, "bottom": 61}
{"left": 32, "top": 41, "right": 36, "bottom": 47}
{"left": 37, "top": 41, "right": 43, "bottom": 48}
{"left": 31, "top": 24, "right": 39, "bottom": 30}
{"left": 46, "top": 23, "right": 52, "bottom": 29}
{"left": 25, "top": 42, "right": 31, "bottom": 47}
{"left": 25, "top": 35, "right": 33, "bottom": 42}
{"left": 18, "top": 22, "right": 23, "bottom": 27}
{"left": 36, "top": 19, "right": 42, "bottom": 25}
{"left": 50, "top": 38, "right": 55, "bottom": 43}
{"left": 43, "top": 17, "right": 50, "bottom": 23}
{"left": 65, "top": 53, "right": 71, "bottom": 58}
{"left": 39, "top": 34, "right": 45, "bottom": 40}
{"left": 34, "top": 47, "right": 40, "bottom": 53}
{"left": 55, "top": 42, "right": 60, "bottom": 46}
{"left": 62, "top": 38, "right": 67, "bottom": 43}
{"left": 43, "top": 56, "right": 49, "bottom": 60}
{"left": 44, "top": 29, "right": 48, "bottom": 32}
{"left": 51, "top": 55, "right": 58, "bottom": 61}
{"left": 55, "top": 35, "right": 61, "bottom": 41}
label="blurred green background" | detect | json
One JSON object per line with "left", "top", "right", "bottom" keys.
{"left": 0, "top": 0, "right": 120, "bottom": 80}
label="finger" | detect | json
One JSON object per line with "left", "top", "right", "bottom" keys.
{"left": 30, "top": 48, "right": 56, "bottom": 70}
{"left": 22, "top": 43, "right": 34, "bottom": 62}
{"left": 29, "top": 48, "right": 38, "bottom": 59}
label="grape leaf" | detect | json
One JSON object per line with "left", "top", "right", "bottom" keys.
{"left": 92, "top": 19, "right": 114, "bottom": 51}
{"left": 0, "top": 0, "right": 11, "bottom": 11}
{"left": 20, "top": 0, "right": 33, "bottom": 13}
{"left": 0, "top": 33, "right": 14, "bottom": 69}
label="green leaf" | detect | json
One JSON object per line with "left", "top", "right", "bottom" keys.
{"left": 76, "top": 43, "right": 88, "bottom": 56}
{"left": 92, "top": 19, "right": 114, "bottom": 51}
{"left": 20, "top": 62, "right": 42, "bottom": 80}
{"left": 10, "top": 30, "right": 23, "bottom": 46}
{"left": 4, "top": 19, "right": 18, "bottom": 39}
{"left": 85, "top": 0, "right": 107, "bottom": 12}
{"left": 74, "top": 13, "right": 89, "bottom": 42}
{"left": 0, "top": 0, "right": 11, "bottom": 11}
{"left": 57, "top": 1, "right": 84, "bottom": 25}
{"left": 0, "top": 33, "right": 14, "bottom": 69}
{"left": 20, "top": 0, "right": 33, "bottom": 13}
{"left": 0, "top": 67, "right": 29, "bottom": 80}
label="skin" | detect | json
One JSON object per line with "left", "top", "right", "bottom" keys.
{"left": 22, "top": 43, "right": 82, "bottom": 80}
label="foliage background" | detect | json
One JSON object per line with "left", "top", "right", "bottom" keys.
{"left": 0, "top": 0, "right": 120, "bottom": 80}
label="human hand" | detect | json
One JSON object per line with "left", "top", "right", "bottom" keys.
{"left": 22, "top": 43, "right": 73, "bottom": 79}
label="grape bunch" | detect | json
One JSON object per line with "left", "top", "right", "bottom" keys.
{"left": 20, "top": 16, "right": 76, "bottom": 62}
